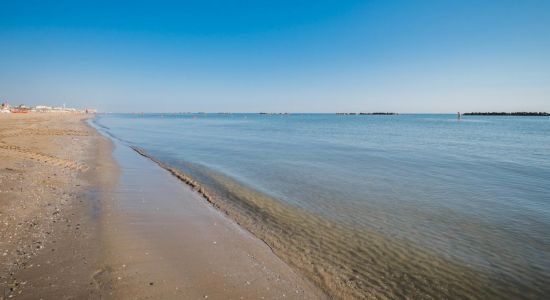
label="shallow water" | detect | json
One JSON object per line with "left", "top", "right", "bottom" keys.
{"left": 95, "top": 113, "right": 550, "bottom": 299}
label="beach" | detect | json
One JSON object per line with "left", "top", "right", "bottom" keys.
{"left": 0, "top": 114, "right": 325, "bottom": 299}
{"left": 2, "top": 113, "right": 549, "bottom": 299}
{"left": 2, "top": 0, "right": 549, "bottom": 298}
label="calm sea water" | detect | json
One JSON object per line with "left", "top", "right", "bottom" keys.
{"left": 94, "top": 113, "right": 550, "bottom": 299}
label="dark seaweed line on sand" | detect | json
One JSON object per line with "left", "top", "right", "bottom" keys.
{"left": 131, "top": 146, "right": 221, "bottom": 209}
{"left": 129, "top": 146, "right": 278, "bottom": 254}
{"left": 129, "top": 146, "right": 345, "bottom": 298}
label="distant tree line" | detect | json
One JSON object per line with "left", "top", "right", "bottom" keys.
{"left": 463, "top": 112, "right": 549, "bottom": 116}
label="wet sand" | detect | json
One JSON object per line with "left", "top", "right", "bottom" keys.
{"left": 0, "top": 114, "right": 325, "bottom": 299}
{"left": 96, "top": 126, "right": 325, "bottom": 299}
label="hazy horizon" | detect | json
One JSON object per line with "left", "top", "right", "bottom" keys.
{"left": 1, "top": 1, "right": 549, "bottom": 113}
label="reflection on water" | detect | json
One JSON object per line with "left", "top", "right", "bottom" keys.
{"left": 95, "top": 114, "right": 550, "bottom": 299}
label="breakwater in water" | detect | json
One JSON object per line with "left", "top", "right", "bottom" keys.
{"left": 463, "top": 112, "right": 549, "bottom": 116}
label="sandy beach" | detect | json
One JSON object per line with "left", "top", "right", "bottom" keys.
{"left": 0, "top": 114, "right": 325, "bottom": 299}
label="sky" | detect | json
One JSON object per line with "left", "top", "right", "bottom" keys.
{"left": 0, "top": 0, "right": 549, "bottom": 113}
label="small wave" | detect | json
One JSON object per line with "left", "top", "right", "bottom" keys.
{"left": 91, "top": 116, "right": 111, "bottom": 130}
{"left": 89, "top": 118, "right": 134, "bottom": 145}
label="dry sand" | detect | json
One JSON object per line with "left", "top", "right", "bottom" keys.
{"left": 0, "top": 113, "right": 115, "bottom": 299}
{"left": 0, "top": 113, "right": 325, "bottom": 299}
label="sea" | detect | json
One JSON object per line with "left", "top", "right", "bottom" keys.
{"left": 93, "top": 113, "right": 550, "bottom": 299}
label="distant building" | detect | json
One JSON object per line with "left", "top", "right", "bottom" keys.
{"left": 0, "top": 102, "right": 10, "bottom": 113}
{"left": 34, "top": 105, "right": 53, "bottom": 110}
{"left": 0, "top": 101, "right": 95, "bottom": 114}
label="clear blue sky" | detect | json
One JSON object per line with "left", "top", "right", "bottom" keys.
{"left": 1, "top": 0, "right": 549, "bottom": 112}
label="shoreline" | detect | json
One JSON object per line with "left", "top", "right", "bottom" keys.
{"left": 92, "top": 119, "right": 326, "bottom": 299}
{"left": 109, "top": 116, "right": 549, "bottom": 299}
{"left": 5, "top": 113, "right": 548, "bottom": 299}
{"left": 1, "top": 113, "right": 326, "bottom": 299}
